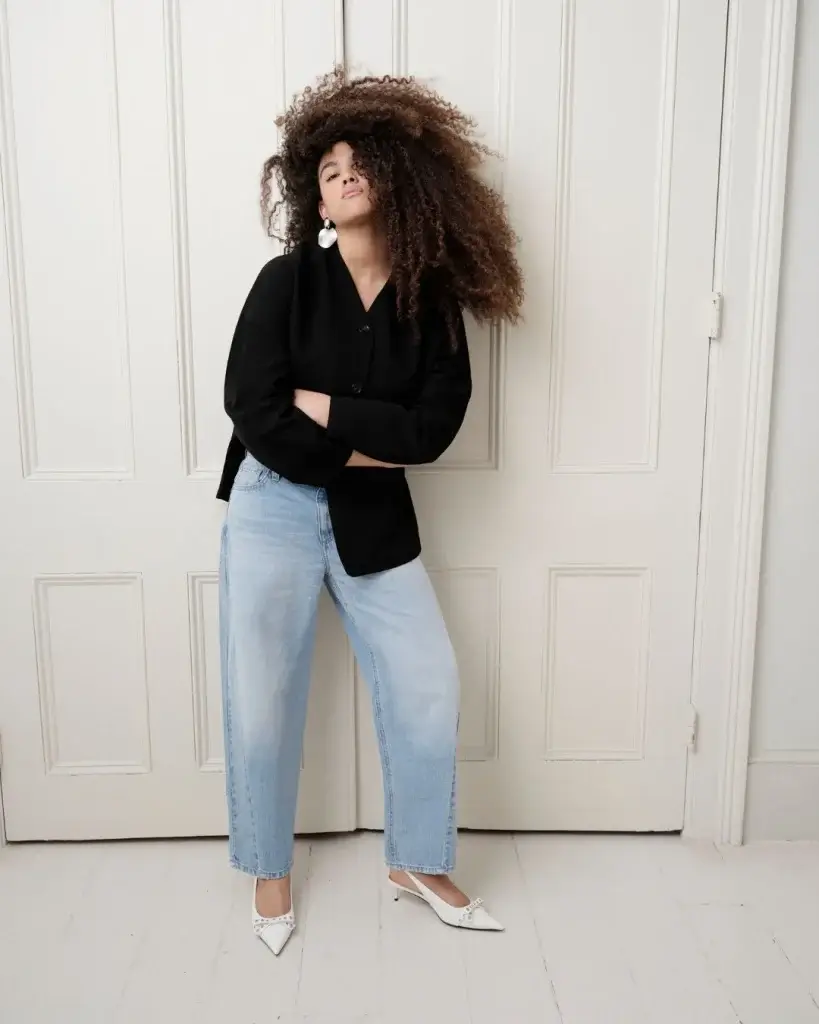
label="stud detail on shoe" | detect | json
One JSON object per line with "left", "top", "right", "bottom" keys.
{"left": 251, "top": 881, "right": 296, "bottom": 955}
{"left": 458, "top": 897, "right": 484, "bottom": 925}
{"left": 252, "top": 911, "right": 295, "bottom": 936}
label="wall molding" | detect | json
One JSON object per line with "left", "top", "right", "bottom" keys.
{"left": 749, "top": 749, "right": 819, "bottom": 767}
{"left": 396, "top": 0, "right": 511, "bottom": 476}
{"left": 164, "top": 0, "right": 289, "bottom": 478}
{"left": 685, "top": 0, "right": 798, "bottom": 843}
{"left": 163, "top": 0, "right": 197, "bottom": 478}
{"left": 546, "top": 0, "right": 574, "bottom": 475}
{"left": 549, "top": 0, "right": 679, "bottom": 475}
{"left": 333, "top": 0, "right": 345, "bottom": 67}
{"left": 391, "top": 0, "right": 408, "bottom": 77}
{"left": 543, "top": 566, "right": 651, "bottom": 761}
{"left": 412, "top": 320, "right": 504, "bottom": 473}
{"left": 0, "top": 0, "right": 36, "bottom": 477}
{"left": 187, "top": 571, "right": 223, "bottom": 773}
{"left": 428, "top": 566, "right": 500, "bottom": 762}
{"left": 32, "top": 573, "right": 152, "bottom": 775}
{"left": 0, "top": 0, "right": 135, "bottom": 480}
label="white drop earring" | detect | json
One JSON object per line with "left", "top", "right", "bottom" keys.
{"left": 318, "top": 218, "right": 338, "bottom": 248}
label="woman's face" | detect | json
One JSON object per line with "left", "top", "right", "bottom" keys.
{"left": 318, "top": 141, "right": 374, "bottom": 230}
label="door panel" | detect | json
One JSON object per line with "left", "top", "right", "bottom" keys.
{"left": 0, "top": 0, "right": 355, "bottom": 840}
{"left": 348, "top": 0, "right": 727, "bottom": 830}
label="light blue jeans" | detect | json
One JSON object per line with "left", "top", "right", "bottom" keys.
{"left": 219, "top": 453, "right": 459, "bottom": 879}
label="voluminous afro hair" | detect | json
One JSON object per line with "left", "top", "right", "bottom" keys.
{"left": 261, "top": 68, "right": 523, "bottom": 344}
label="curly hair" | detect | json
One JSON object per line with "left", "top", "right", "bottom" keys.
{"left": 261, "top": 68, "right": 523, "bottom": 343}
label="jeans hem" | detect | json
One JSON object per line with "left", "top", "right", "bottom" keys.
{"left": 386, "top": 861, "right": 454, "bottom": 875}
{"left": 230, "top": 856, "right": 293, "bottom": 880}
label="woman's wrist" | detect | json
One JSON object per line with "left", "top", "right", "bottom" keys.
{"left": 346, "top": 451, "right": 404, "bottom": 468}
{"left": 293, "top": 389, "right": 331, "bottom": 428}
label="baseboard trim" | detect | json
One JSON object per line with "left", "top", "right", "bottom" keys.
{"left": 750, "top": 750, "right": 819, "bottom": 766}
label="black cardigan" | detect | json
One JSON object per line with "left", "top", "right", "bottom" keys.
{"left": 217, "top": 241, "right": 472, "bottom": 576}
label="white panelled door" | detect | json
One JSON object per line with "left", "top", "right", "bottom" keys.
{"left": 348, "top": 0, "right": 727, "bottom": 831}
{"left": 0, "top": 0, "right": 727, "bottom": 841}
{"left": 0, "top": 0, "right": 355, "bottom": 840}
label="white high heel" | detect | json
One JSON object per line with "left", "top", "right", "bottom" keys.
{"left": 388, "top": 871, "right": 505, "bottom": 931}
{"left": 252, "top": 880, "right": 296, "bottom": 955}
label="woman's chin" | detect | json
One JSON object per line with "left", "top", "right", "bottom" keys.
{"left": 334, "top": 205, "right": 376, "bottom": 231}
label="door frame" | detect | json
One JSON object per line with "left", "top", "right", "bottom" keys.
{"left": 0, "top": 0, "right": 799, "bottom": 849}
{"left": 683, "top": 0, "right": 798, "bottom": 843}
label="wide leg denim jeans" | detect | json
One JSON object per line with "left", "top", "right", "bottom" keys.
{"left": 219, "top": 454, "right": 459, "bottom": 879}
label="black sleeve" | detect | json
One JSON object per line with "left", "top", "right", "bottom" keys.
{"left": 325, "top": 308, "right": 472, "bottom": 465}
{"left": 224, "top": 255, "right": 353, "bottom": 485}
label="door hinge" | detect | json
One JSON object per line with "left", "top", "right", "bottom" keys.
{"left": 685, "top": 705, "right": 699, "bottom": 749}
{"left": 708, "top": 291, "right": 723, "bottom": 340}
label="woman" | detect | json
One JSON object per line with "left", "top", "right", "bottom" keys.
{"left": 217, "top": 70, "right": 522, "bottom": 955}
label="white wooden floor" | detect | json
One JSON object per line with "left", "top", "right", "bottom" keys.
{"left": 2, "top": 832, "right": 819, "bottom": 1023}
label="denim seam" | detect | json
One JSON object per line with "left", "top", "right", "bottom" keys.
{"left": 322, "top": 566, "right": 398, "bottom": 867}
{"left": 439, "top": 709, "right": 459, "bottom": 870}
{"left": 442, "top": 751, "right": 457, "bottom": 871}
{"left": 223, "top": 524, "right": 260, "bottom": 875}
{"left": 221, "top": 528, "right": 239, "bottom": 864}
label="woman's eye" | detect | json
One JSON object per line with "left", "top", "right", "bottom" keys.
{"left": 327, "top": 172, "right": 339, "bottom": 181}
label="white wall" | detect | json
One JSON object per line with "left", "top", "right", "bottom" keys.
{"left": 745, "top": 0, "right": 819, "bottom": 840}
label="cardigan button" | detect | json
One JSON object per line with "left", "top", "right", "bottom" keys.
{"left": 351, "top": 383, "right": 363, "bottom": 394}
{"left": 359, "top": 324, "right": 371, "bottom": 333}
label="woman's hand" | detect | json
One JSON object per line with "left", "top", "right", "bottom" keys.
{"left": 293, "top": 389, "right": 331, "bottom": 428}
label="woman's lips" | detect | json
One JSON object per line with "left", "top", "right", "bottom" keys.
{"left": 342, "top": 188, "right": 363, "bottom": 199}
